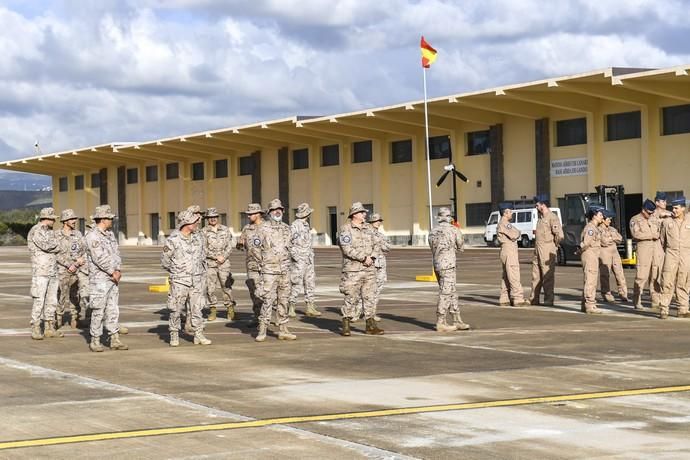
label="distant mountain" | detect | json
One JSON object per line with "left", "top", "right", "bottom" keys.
{"left": 0, "top": 171, "right": 52, "bottom": 191}
{"left": 0, "top": 190, "right": 52, "bottom": 210}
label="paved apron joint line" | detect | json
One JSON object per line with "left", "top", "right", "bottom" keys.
{"left": 2, "top": 384, "right": 690, "bottom": 451}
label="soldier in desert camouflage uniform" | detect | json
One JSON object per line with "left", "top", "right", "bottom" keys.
{"left": 255, "top": 199, "right": 296, "bottom": 342}
{"left": 85, "top": 205, "right": 128, "bottom": 352}
{"left": 201, "top": 207, "right": 235, "bottom": 322}
{"left": 27, "top": 207, "right": 62, "bottom": 340}
{"left": 161, "top": 209, "right": 212, "bottom": 347}
{"left": 429, "top": 207, "right": 471, "bottom": 332}
{"left": 237, "top": 203, "right": 264, "bottom": 327}
{"left": 55, "top": 209, "right": 88, "bottom": 329}
{"left": 288, "top": 202, "right": 322, "bottom": 318}
{"left": 338, "top": 202, "right": 383, "bottom": 337}
{"left": 368, "top": 213, "right": 389, "bottom": 322}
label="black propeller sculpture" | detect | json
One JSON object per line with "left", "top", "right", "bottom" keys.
{"left": 436, "top": 164, "right": 469, "bottom": 222}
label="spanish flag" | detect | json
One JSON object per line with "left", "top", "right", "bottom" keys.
{"left": 420, "top": 36, "right": 437, "bottom": 68}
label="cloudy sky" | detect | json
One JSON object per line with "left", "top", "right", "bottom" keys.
{"left": 1, "top": 0, "right": 689, "bottom": 162}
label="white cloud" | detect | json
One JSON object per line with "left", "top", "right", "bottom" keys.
{"left": 0, "top": 0, "right": 688, "bottom": 162}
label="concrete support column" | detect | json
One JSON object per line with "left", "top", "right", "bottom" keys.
{"left": 251, "top": 151, "right": 261, "bottom": 205}
{"left": 640, "top": 104, "right": 658, "bottom": 198}
{"left": 278, "top": 147, "right": 289, "bottom": 214}
{"left": 489, "top": 124, "right": 504, "bottom": 209}
{"left": 116, "top": 166, "right": 127, "bottom": 240}
{"left": 586, "top": 112, "right": 603, "bottom": 190}
{"left": 535, "top": 118, "right": 551, "bottom": 199}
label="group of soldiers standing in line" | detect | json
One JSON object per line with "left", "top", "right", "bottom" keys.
{"left": 493, "top": 192, "right": 690, "bottom": 318}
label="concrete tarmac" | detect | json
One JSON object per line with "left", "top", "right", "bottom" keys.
{"left": 2, "top": 245, "right": 690, "bottom": 459}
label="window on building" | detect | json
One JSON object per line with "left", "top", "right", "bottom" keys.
{"left": 391, "top": 139, "right": 412, "bottom": 163}
{"left": 606, "top": 111, "right": 641, "bottom": 141}
{"left": 192, "top": 162, "right": 204, "bottom": 181}
{"left": 363, "top": 203, "right": 374, "bottom": 216}
{"left": 292, "top": 148, "right": 309, "bottom": 169}
{"left": 239, "top": 212, "right": 249, "bottom": 229}
{"left": 220, "top": 213, "right": 228, "bottom": 226}
{"left": 166, "top": 162, "right": 179, "bottom": 180}
{"left": 467, "top": 130, "right": 490, "bottom": 155}
{"left": 321, "top": 144, "right": 339, "bottom": 166}
{"left": 168, "top": 211, "right": 176, "bottom": 230}
{"left": 662, "top": 104, "right": 690, "bottom": 136}
{"left": 145, "top": 165, "right": 158, "bottom": 182}
{"left": 465, "top": 202, "right": 492, "bottom": 226}
{"left": 78, "top": 218, "right": 85, "bottom": 234}
{"left": 428, "top": 135, "right": 451, "bottom": 159}
{"left": 556, "top": 117, "right": 587, "bottom": 146}
{"left": 74, "top": 175, "right": 84, "bottom": 190}
{"left": 353, "top": 140, "right": 372, "bottom": 163}
{"left": 214, "top": 159, "right": 228, "bottom": 178}
{"left": 126, "top": 168, "right": 138, "bottom": 184}
{"left": 91, "top": 172, "right": 101, "bottom": 188}
{"left": 58, "top": 176, "right": 68, "bottom": 192}
{"left": 516, "top": 211, "right": 532, "bottom": 223}
{"left": 238, "top": 156, "right": 254, "bottom": 176}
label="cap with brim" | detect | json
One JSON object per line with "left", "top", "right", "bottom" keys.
{"left": 671, "top": 197, "right": 687, "bottom": 207}
{"left": 205, "top": 207, "right": 220, "bottom": 218}
{"left": 93, "top": 205, "right": 116, "bottom": 219}
{"left": 534, "top": 194, "right": 549, "bottom": 204}
{"left": 60, "top": 209, "right": 79, "bottom": 222}
{"left": 243, "top": 203, "right": 264, "bottom": 215}
{"left": 295, "top": 203, "right": 314, "bottom": 218}
{"left": 268, "top": 198, "right": 284, "bottom": 211}
{"left": 643, "top": 199, "right": 656, "bottom": 212}
{"left": 177, "top": 210, "right": 200, "bottom": 229}
{"left": 655, "top": 192, "right": 667, "bottom": 201}
{"left": 368, "top": 213, "right": 383, "bottom": 223}
{"left": 348, "top": 202, "right": 367, "bottom": 217}
{"left": 604, "top": 209, "right": 616, "bottom": 219}
{"left": 39, "top": 207, "right": 59, "bottom": 220}
{"left": 498, "top": 202, "right": 512, "bottom": 213}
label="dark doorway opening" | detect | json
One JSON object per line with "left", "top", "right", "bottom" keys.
{"left": 328, "top": 206, "right": 338, "bottom": 245}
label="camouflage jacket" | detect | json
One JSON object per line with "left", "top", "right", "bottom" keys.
{"left": 372, "top": 229, "right": 390, "bottom": 270}
{"left": 201, "top": 224, "right": 233, "bottom": 269}
{"left": 85, "top": 227, "right": 121, "bottom": 283}
{"left": 429, "top": 222, "right": 464, "bottom": 271}
{"left": 239, "top": 222, "right": 263, "bottom": 272}
{"left": 56, "top": 228, "right": 87, "bottom": 274}
{"left": 256, "top": 219, "right": 292, "bottom": 274}
{"left": 289, "top": 218, "right": 313, "bottom": 263}
{"left": 338, "top": 221, "right": 378, "bottom": 272}
{"left": 161, "top": 230, "right": 206, "bottom": 285}
{"left": 27, "top": 223, "right": 59, "bottom": 277}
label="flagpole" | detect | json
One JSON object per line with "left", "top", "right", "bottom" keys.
{"left": 422, "top": 67, "right": 435, "bottom": 248}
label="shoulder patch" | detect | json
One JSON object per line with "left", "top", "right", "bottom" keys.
{"left": 163, "top": 246, "right": 170, "bottom": 252}
{"left": 71, "top": 243, "right": 78, "bottom": 251}
{"left": 340, "top": 234, "right": 352, "bottom": 245}
{"left": 587, "top": 229, "right": 594, "bottom": 236}
{"left": 252, "top": 237, "right": 261, "bottom": 247}
{"left": 91, "top": 241, "right": 100, "bottom": 248}
{"left": 507, "top": 224, "right": 512, "bottom": 229}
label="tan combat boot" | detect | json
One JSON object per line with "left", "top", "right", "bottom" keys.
{"left": 226, "top": 303, "right": 235, "bottom": 321}
{"left": 341, "top": 318, "right": 351, "bottom": 336}
{"left": 255, "top": 323, "right": 267, "bottom": 342}
{"left": 452, "top": 312, "right": 471, "bottom": 331}
{"left": 208, "top": 306, "right": 217, "bottom": 321}
{"left": 305, "top": 302, "right": 322, "bottom": 317}
{"left": 194, "top": 330, "right": 212, "bottom": 345}
{"left": 288, "top": 302, "right": 297, "bottom": 318}
{"left": 110, "top": 333, "right": 129, "bottom": 350}
{"left": 119, "top": 325, "right": 129, "bottom": 335}
{"left": 169, "top": 331, "right": 179, "bottom": 347}
{"left": 184, "top": 316, "right": 194, "bottom": 334}
{"left": 31, "top": 324, "right": 44, "bottom": 340}
{"left": 436, "top": 317, "right": 457, "bottom": 333}
{"left": 278, "top": 324, "right": 297, "bottom": 341}
{"left": 365, "top": 318, "right": 384, "bottom": 335}
{"left": 585, "top": 307, "right": 603, "bottom": 315}
{"left": 603, "top": 293, "right": 615, "bottom": 303}
{"left": 89, "top": 337, "right": 104, "bottom": 352}
{"left": 44, "top": 321, "right": 64, "bottom": 338}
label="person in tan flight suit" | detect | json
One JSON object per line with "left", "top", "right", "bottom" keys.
{"left": 497, "top": 203, "right": 529, "bottom": 306}
{"left": 630, "top": 199, "right": 661, "bottom": 310}
{"left": 529, "top": 194, "right": 563, "bottom": 306}
{"left": 598, "top": 209, "right": 629, "bottom": 303}
{"left": 580, "top": 205, "right": 605, "bottom": 314}
{"left": 651, "top": 192, "right": 673, "bottom": 308}
{"left": 658, "top": 197, "right": 690, "bottom": 319}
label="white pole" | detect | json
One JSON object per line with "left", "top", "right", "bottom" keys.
{"left": 423, "top": 67, "right": 434, "bottom": 243}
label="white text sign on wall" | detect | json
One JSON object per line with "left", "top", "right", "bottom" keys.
{"left": 551, "top": 157, "right": 588, "bottom": 177}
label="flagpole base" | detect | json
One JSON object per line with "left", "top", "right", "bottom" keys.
{"left": 148, "top": 277, "right": 170, "bottom": 293}
{"left": 415, "top": 273, "right": 437, "bottom": 282}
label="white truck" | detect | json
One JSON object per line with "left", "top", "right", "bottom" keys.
{"left": 484, "top": 207, "right": 562, "bottom": 248}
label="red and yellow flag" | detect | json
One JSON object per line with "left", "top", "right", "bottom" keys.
{"left": 420, "top": 36, "right": 437, "bottom": 68}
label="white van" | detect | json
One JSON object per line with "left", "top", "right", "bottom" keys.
{"left": 484, "top": 207, "right": 562, "bottom": 247}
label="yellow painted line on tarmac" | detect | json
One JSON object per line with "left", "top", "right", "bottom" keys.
{"left": 2, "top": 384, "right": 690, "bottom": 450}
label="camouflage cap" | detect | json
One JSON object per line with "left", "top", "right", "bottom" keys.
{"left": 348, "top": 202, "right": 367, "bottom": 217}
{"left": 295, "top": 202, "right": 313, "bottom": 218}
{"left": 93, "top": 205, "right": 116, "bottom": 219}
{"left": 60, "top": 208, "right": 78, "bottom": 222}
{"left": 177, "top": 209, "right": 200, "bottom": 229}
{"left": 268, "top": 198, "right": 284, "bottom": 211}
{"left": 205, "top": 207, "right": 220, "bottom": 218}
{"left": 437, "top": 207, "right": 452, "bottom": 218}
{"left": 243, "top": 203, "right": 264, "bottom": 215}
{"left": 39, "top": 207, "right": 58, "bottom": 220}
{"left": 368, "top": 213, "right": 383, "bottom": 223}
{"left": 187, "top": 204, "right": 202, "bottom": 214}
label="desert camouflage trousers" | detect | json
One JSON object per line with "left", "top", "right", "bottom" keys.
{"left": 30, "top": 275, "right": 58, "bottom": 326}
{"left": 89, "top": 280, "right": 120, "bottom": 338}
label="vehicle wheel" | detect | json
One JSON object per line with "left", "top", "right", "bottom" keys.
{"left": 557, "top": 246, "right": 566, "bottom": 266}
{"left": 492, "top": 236, "right": 498, "bottom": 247}
{"left": 520, "top": 235, "right": 530, "bottom": 248}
